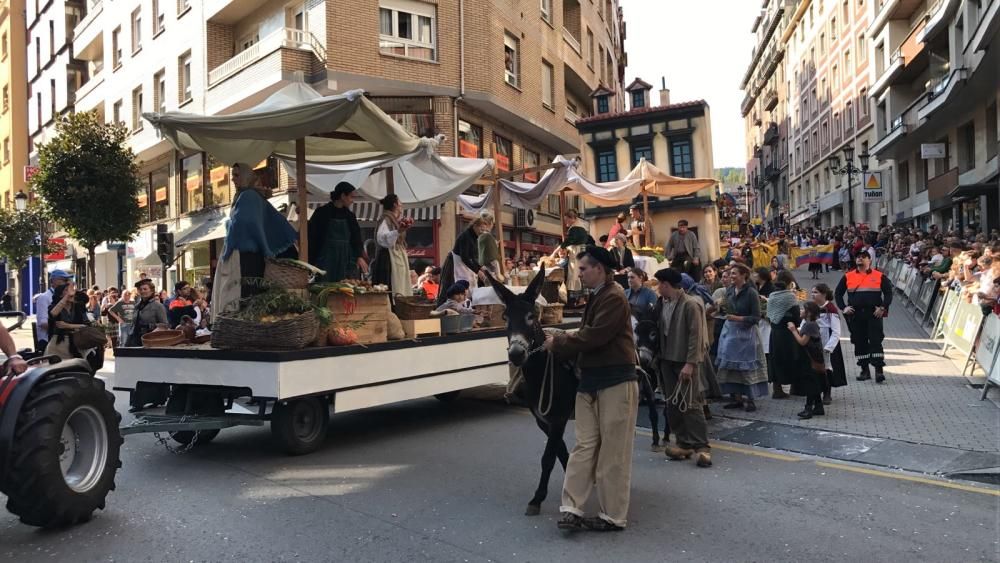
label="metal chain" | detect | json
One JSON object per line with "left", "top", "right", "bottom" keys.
{"left": 127, "top": 415, "right": 201, "bottom": 455}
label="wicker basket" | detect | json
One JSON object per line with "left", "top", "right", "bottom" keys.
{"left": 211, "top": 311, "right": 319, "bottom": 350}
{"left": 142, "top": 330, "right": 186, "bottom": 348}
{"left": 540, "top": 303, "right": 564, "bottom": 325}
{"left": 395, "top": 296, "right": 436, "bottom": 320}
{"left": 264, "top": 259, "right": 313, "bottom": 290}
{"left": 474, "top": 304, "right": 506, "bottom": 328}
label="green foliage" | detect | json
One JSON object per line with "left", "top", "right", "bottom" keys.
{"left": 30, "top": 111, "right": 144, "bottom": 253}
{"left": 713, "top": 167, "right": 747, "bottom": 186}
{"left": 0, "top": 205, "right": 45, "bottom": 270}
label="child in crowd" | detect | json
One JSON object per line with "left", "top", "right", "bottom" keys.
{"left": 787, "top": 301, "right": 826, "bottom": 419}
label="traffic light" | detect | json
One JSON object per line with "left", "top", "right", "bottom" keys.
{"left": 156, "top": 223, "right": 174, "bottom": 267}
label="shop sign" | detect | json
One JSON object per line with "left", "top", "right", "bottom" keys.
{"left": 186, "top": 175, "right": 202, "bottom": 191}
{"left": 861, "top": 172, "right": 884, "bottom": 203}
{"left": 23, "top": 166, "right": 39, "bottom": 183}
{"left": 921, "top": 143, "right": 946, "bottom": 159}
{"left": 494, "top": 153, "right": 510, "bottom": 172}
{"left": 155, "top": 186, "right": 168, "bottom": 202}
{"left": 459, "top": 140, "right": 480, "bottom": 159}
{"left": 137, "top": 194, "right": 149, "bottom": 208}
{"left": 210, "top": 166, "right": 228, "bottom": 184}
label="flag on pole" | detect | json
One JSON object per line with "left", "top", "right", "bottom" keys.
{"left": 791, "top": 244, "right": 835, "bottom": 266}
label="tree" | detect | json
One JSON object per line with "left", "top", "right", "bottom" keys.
{"left": 31, "top": 111, "right": 144, "bottom": 285}
{"left": 0, "top": 205, "right": 45, "bottom": 307}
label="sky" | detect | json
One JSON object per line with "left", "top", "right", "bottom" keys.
{"left": 621, "top": 0, "right": 761, "bottom": 169}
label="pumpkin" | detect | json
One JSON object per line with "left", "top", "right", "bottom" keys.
{"left": 328, "top": 327, "right": 358, "bottom": 346}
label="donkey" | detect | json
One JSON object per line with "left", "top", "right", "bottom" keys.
{"left": 486, "top": 268, "right": 578, "bottom": 516}
{"left": 633, "top": 313, "right": 670, "bottom": 449}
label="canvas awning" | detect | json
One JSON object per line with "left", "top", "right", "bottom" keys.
{"left": 624, "top": 158, "right": 717, "bottom": 199}
{"left": 143, "top": 83, "right": 422, "bottom": 166}
{"left": 175, "top": 209, "right": 231, "bottom": 249}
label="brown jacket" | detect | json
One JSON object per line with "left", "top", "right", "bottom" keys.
{"left": 654, "top": 292, "right": 707, "bottom": 365}
{"left": 553, "top": 281, "right": 636, "bottom": 370}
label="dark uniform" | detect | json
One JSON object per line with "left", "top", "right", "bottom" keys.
{"left": 834, "top": 266, "right": 893, "bottom": 381}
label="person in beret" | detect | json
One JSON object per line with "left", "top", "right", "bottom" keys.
{"left": 543, "top": 245, "right": 639, "bottom": 532}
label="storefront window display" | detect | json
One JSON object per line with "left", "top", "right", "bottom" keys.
{"left": 183, "top": 243, "right": 212, "bottom": 288}
{"left": 493, "top": 134, "right": 512, "bottom": 172}
{"left": 207, "top": 155, "right": 232, "bottom": 208}
{"left": 181, "top": 153, "right": 204, "bottom": 214}
{"left": 150, "top": 165, "right": 169, "bottom": 222}
{"left": 523, "top": 149, "right": 539, "bottom": 181}
{"left": 458, "top": 119, "right": 482, "bottom": 158}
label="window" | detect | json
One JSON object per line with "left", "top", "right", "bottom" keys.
{"left": 523, "top": 149, "right": 539, "bottom": 181}
{"left": 670, "top": 137, "right": 694, "bottom": 178}
{"left": 857, "top": 34, "right": 866, "bottom": 60}
{"left": 493, "top": 134, "right": 512, "bottom": 172}
{"left": 631, "top": 90, "right": 644, "bottom": 109}
{"left": 36, "top": 92, "right": 40, "bottom": 127}
{"left": 630, "top": 143, "right": 652, "bottom": 167}
{"left": 586, "top": 28, "right": 594, "bottom": 68}
{"left": 131, "top": 86, "right": 143, "bottom": 131}
{"left": 237, "top": 30, "right": 259, "bottom": 52}
{"left": 845, "top": 101, "right": 853, "bottom": 130}
{"left": 859, "top": 88, "right": 869, "bottom": 117}
{"left": 48, "top": 21, "right": 53, "bottom": 59}
{"left": 541, "top": 60, "right": 554, "bottom": 109}
{"left": 149, "top": 164, "right": 170, "bottom": 221}
{"left": 131, "top": 8, "right": 142, "bottom": 53}
{"left": 832, "top": 64, "right": 839, "bottom": 88}
{"left": 1, "top": 85, "right": 7, "bottom": 113}
{"left": 113, "top": 99, "right": 123, "bottom": 126}
{"left": 207, "top": 155, "right": 232, "bottom": 207}
{"left": 986, "top": 101, "right": 998, "bottom": 161}
{"left": 540, "top": 0, "right": 551, "bottom": 22}
{"left": 49, "top": 79, "right": 55, "bottom": 116}
{"left": 179, "top": 52, "right": 191, "bottom": 102}
{"left": 844, "top": 49, "right": 852, "bottom": 72}
{"left": 831, "top": 17, "right": 837, "bottom": 40}
{"left": 504, "top": 33, "right": 519, "bottom": 87}
{"left": 820, "top": 33, "right": 825, "bottom": 51}
{"left": 596, "top": 95, "right": 609, "bottom": 114}
{"left": 379, "top": 1, "right": 436, "bottom": 61}
{"left": 153, "top": 0, "right": 165, "bottom": 34}
{"left": 457, "top": 119, "right": 482, "bottom": 158}
{"left": 599, "top": 45, "right": 605, "bottom": 82}
{"left": 112, "top": 27, "right": 122, "bottom": 68}
{"left": 154, "top": 70, "right": 166, "bottom": 114}
{"left": 1, "top": 32, "right": 6, "bottom": 59}
{"left": 287, "top": 3, "right": 306, "bottom": 30}
{"left": 918, "top": 159, "right": 929, "bottom": 192}
{"left": 959, "top": 121, "right": 976, "bottom": 172}
{"left": 3, "top": 138, "right": 9, "bottom": 163}
{"left": 181, "top": 153, "right": 204, "bottom": 213}
{"left": 843, "top": 0, "right": 850, "bottom": 21}
{"left": 898, "top": 161, "right": 910, "bottom": 200}
{"left": 595, "top": 148, "right": 617, "bottom": 182}
{"left": 177, "top": 0, "right": 190, "bottom": 14}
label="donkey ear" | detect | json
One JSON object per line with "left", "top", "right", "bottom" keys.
{"left": 484, "top": 269, "right": 516, "bottom": 304}
{"left": 523, "top": 266, "right": 546, "bottom": 303}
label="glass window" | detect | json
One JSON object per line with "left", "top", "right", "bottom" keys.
{"left": 180, "top": 153, "right": 204, "bottom": 213}
{"left": 541, "top": 61, "right": 554, "bottom": 108}
{"left": 670, "top": 137, "right": 694, "bottom": 178}
{"left": 458, "top": 120, "right": 482, "bottom": 158}
{"left": 493, "top": 134, "right": 512, "bottom": 172}
{"left": 150, "top": 165, "right": 170, "bottom": 221}
{"left": 631, "top": 90, "right": 644, "bottom": 109}
{"left": 504, "top": 33, "right": 519, "bottom": 87}
{"left": 153, "top": 0, "right": 164, "bottom": 34}
{"left": 207, "top": 155, "right": 231, "bottom": 207}
{"left": 389, "top": 113, "right": 433, "bottom": 137}
{"left": 523, "top": 149, "right": 539, "bottom": 181}
{"left": 131, "top": 86, "right": 143, "bottom": 131}
{"left": 112, "top": 27, "right": 121, "bottom": 67}
{"left": 596, "top": 148, "right": 617, "bottom": 182}
{"left": 179, "top": 52, "right": 191, "bottom": 102}
{"left": 378, "top": 1, "right": 436, "bottom": 60}
{"left": 540, "top": 0, "right": 551, "bottom": 21}
{"left": 154, "top": 70, "right": 166, "bottom": 114}
{"left": 898, "top": 161, "right": 909, "bottom": 200}
{"left": 631, "top": 143, "right": 652, "bottom": 167}
{"left": 131, "top": 8, "right": 141, "bottom": 52}
{"left": 597, "top": 95, "right": 609, "bottom": 113}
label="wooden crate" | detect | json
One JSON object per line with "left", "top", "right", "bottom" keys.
{"left": 400, "top": 318, "right": 441, "bottom": 339}
{"left": 327, "top": 292, "right": 391, "bottom": 322}
{"left": 332, "top": 319, "right": 387, "bottom": 345}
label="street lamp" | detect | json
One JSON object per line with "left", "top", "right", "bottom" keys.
{"left": 828, "top": 146, "right": 870, "bottom": 226}
{"left": 13, "top": 190, "right": 46, "bottom": 296}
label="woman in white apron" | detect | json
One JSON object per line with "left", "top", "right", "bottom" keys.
{"left": 436, "top": 212, "right": 494, "bottom": 306}
{"left": 372, "top": 194, "right": 413, "bottom": 297}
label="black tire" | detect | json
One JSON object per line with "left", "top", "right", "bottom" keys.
{"left": 2, "top": 374, "right": 122, "bottom": 528}
{"left": 168, "top": 429, "right": 221, "bottom": 446}
{"left": 271, "top": 397, "right": 329, "bottom": 455}
{"left": 434, "top": 391, "right": 461, "bottom": 402}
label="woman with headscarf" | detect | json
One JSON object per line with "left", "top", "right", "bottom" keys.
{"left": 478, "top": 215, "right": 502, "bottom": 282}
{"left": 212, "top": 163, "right": 299, "bottom": 315}
{"left": 766, "top": 270, "right": 801, "bottom": 399}
{"left": 309, "top": 181, "right": 368, "bottom": 283}
{"left": 610, "top": 233, "right": 635, "bottom": 288}
{"left": 371, "top": 194, "right": 412, "bottom": 297}
{"left": 437, "top": 211, "right": 493, "bottom": 306}
{"left": 715, "top": 263, "right": 769, "bottom": 412}
{"left": 606, "top": 212, "right": 628, "bottom": 249}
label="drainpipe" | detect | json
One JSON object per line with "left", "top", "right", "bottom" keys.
{"left": 454, "top": 0, "right": 466, "bottom": 158}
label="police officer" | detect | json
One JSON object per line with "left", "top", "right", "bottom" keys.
{"left": 835, "top": 251, "right": 893, "bottom": 383}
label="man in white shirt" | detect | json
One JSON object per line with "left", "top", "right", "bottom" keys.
{"left": 33, "top": 269, "right": 73, "bottom": 350}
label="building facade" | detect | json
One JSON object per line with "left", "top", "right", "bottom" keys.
{"left": 867, "top": 0, "right": 999, "bottom": 232}
{"left": 0, "top": 0, "right": 28, "bottom": 210}
{"left": 28, "top": 0, "right": 628, "bottom": 290}
{"left": 742, "top": 0, "right": 795, "bottom": 228}
{"left": 576, "top": 78, "right": 720, "bottom": 259}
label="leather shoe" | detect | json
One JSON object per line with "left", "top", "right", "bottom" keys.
{"left": 664, "top": 445, "right": 694, "bottom": 460}
{"left": 582, "top": 517, "right": 625, "bottom": 532}
{"left": 797, "top": 409, "right": 813, "bottom": 419}
{"left": 875, "top": 368, "right": 885, "bottom": 383}
{"left": 557, "top": 513, "right": 586, "bottom": 531}
{"left": 696, "top": 450, "right": 712, "bottom": 467}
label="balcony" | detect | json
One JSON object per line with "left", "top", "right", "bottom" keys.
{"left": 208, "top": 27, "right": 326, "bottom": 87}
{"left": 741, "top": 92, "right": 756, "bottom": 117}
{"left": 870, "top": 114, "right": 909, "bottom": 157}
{"left": 927, "top": 167, "right": 958, "bottom": 202}
{"left": 759, "top": 47, "right": 785, "bottom": 84}
{"left": 918, "top": 68, "right": 968, "bottom": 121}
{"left": 870, "top": 0, "right": 925, "bottom": 35}
{"left": 73, "top": 70, "right": 105, "bottom": 111}
{"left": 972, "top": 0, "right": 1000, "bottom": 53}
{"left": 764, "top": 164, "right": 781, "bottom": 182}
{"left": 762, "top": 87, "right": 778, "bottom": 111}
{"left": 870, "top": 51, "right": 904, "bottom": 98}
{"left": 918, "top": 0, "right": 960, "bottom": 43}
{"left": 763, "top": 122, "right": 779, "bottom": 145}
{"left": 562, "top": 27, "right": 582, "bottom": 56}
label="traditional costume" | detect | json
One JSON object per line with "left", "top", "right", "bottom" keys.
{"left": 373, "top": 207, "right": 412, "bottom": 297}
{"left": 308, "top": 183, "right": 364, "bottom": 283}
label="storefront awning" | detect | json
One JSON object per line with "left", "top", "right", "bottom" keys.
{"left": 175, "top": 209, "right": 230, "bottom": 249}
{"left": 350, "top": 201, "right": 441, "bottom": 222}
{"left": 948, "top": 181, "right": 999, "bottom": 202}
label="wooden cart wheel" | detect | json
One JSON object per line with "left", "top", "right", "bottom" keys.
{"left": 271, "top": 397, "right": 330, "bottom": 455}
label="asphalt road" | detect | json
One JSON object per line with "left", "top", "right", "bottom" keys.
{"left": 1, "top": 394, "right": 998, "bottom": 562}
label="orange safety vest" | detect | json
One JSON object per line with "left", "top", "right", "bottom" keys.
{"left": 845, "top": 269, "right": 885, "bottom": 294}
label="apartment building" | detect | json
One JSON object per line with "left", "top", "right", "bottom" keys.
{"left": 0, "top": 0, "right": 27, "bottom": 210}
{"left": 783, "top": 0, "right": 887, "bottom": 229}
{"left": 576, "top": 78, "right": 719, "bottom": 256}
{"left": 46, "top": 0, "right": 626, "bottom": 288}
{"left": 742, "top": 0, "right": 796, "bottom": 228}
{"left": 25, "top": 0, "right": 81, "bottom": 160}
{"left": 867, "top": 0, "right": 999, "bottom": 232}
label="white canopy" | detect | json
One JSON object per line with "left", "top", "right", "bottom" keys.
{"left": 625, "top": 158, "right": 717, "bottom": 199}
{"left": 143, "top": 83, "right": 422, "bottom": 165}
{"left": 458, "top": 155, "right": 641, "bottom": 213}
{"left": 278, "top": 148, "right": 493, "bottom": 208}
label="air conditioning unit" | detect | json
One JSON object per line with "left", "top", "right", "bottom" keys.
{"left": 514, "top": 209, "right": 536, "bottom": 228}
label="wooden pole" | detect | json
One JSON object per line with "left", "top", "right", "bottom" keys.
{"left": 296, "top": 138, "right": 308, "bottom": 260}
{"left": 642, "top": 187, "right": 652, "bottom": 248}
{"left": 385, "top": 167, "right": 395, "bottom": 195}
{"left": 559, "top": 191, "right": 567, "bottom": 239}
{"left": 492, "top": 169, "right": 505, "bottom": 277}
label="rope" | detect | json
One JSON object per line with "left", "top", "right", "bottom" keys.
{"left": 537, "top": 350, "right": 556, "bottom": 417}
{"left": 667, "top": 376, "right": 695, "bottom": 413}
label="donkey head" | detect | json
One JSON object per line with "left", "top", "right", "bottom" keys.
{"left": 485, "top": 267, "right": 546, "bottom": 367}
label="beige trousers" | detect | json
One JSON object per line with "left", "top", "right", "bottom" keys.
{"left": 559, "top": 380, "right": 639, "bottom": 527}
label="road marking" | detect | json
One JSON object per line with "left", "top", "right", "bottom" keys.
{"left": 814, "top": 461, "right": 1000, "bottom": 497}
{"left": 634, "top": 428, "right": 802, "bottom": 461}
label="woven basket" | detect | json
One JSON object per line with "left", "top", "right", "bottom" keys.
{"left": 264, "top": 259, "right": 312, "bottom": 290}
{"left": 211, "top": 311, "right": 319, "bottom": 350}
{"left": 540, "top": 303, "right": 564, "bottom": 325}
{"left": 475, "top": 304, "right": 506, "bottom": 328}
{"left": 395, "top": 296, "right": 436, "bottom": 320}
{"left": 142, "top": 330, "right": 186, "bottom": 348}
